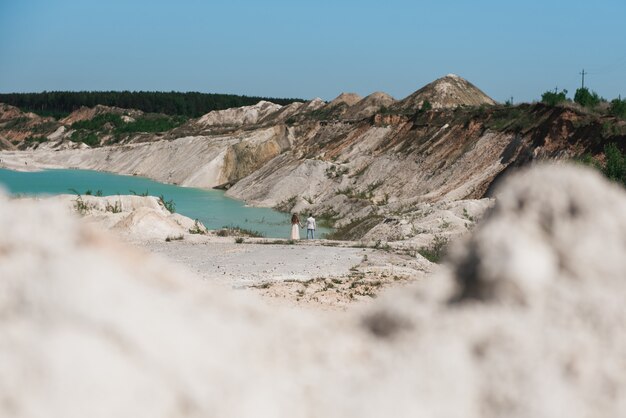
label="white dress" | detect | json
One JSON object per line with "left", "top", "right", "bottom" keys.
{"left": 291, "top": 223, "right": 300, "bottom": 239}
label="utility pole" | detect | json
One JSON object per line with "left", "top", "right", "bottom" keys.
{"left": 580, "top": 69, "right": 587, "bottom": 89}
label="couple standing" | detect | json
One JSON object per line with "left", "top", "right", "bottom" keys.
{"left": 291, "top": 213, "right": 316, "bottom": 240}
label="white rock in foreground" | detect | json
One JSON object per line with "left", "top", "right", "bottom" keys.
{"left": 1, "top": 164, "right": 625, "bottom": 418}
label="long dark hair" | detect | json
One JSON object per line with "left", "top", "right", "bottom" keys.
{"left": 291, "top": 213, "right": 300, "bottom": 224}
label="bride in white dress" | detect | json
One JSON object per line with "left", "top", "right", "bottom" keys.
{"left": 290, "top": 213, "right": 303, "bottom": 239}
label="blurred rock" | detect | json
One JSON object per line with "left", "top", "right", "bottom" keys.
{"left": 1, "top": 163, "right": 625, "bottom": 418}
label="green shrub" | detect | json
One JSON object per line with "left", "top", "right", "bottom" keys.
{"left": 71, "top": 113, "right": 124, "bottom": 130}
{"left": 130, "top": 189, "right": 150, "bottom": 197}
{"left": 541, "top": 89, "right": 568, "bottom": 106}
{"left": 603, "top": 143, "right": 626, "bottom": 185}
{"left": 217, "top": 226, "right": 264, "bottom": 238}
{"left": 25, "top": 136, "right": 47, "bottom": 144}
{"left": 105, "top": 200, "right": 122, "bottom": 213}
{"left": 4, "top": 117, "right": 29, "bottom": 129}
{"left": 158, "top": 195, "right": 176, "bottom": 213}
{"left": 70, "top": 130, "right": 100, "bottom": 147}
{"left": 417, "top": 235, "right": 449, "bottom": 263}
{"left": 188, "top": 219, "right": 206, "bottom": 234}
{"left": 71, "top": 113, "right": 186, "bottom": 134}
{"left": 574, "top": 87, "right": 602, "bottom": 108}
{"left": 578, "top": 144, "right": 626, "bottom": 188}
{"left": 165, "top": 235, "right": 184, "bottom": 242}
{"left": 73, "top": 196, "right": 91, "bottom": 215}
{"left": 609, "top": 98, "right": 626, "bottom": 119}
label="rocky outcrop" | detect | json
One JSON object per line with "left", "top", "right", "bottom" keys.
{"left": 60, "top": 104, "right": 143, "bottom": 125}
{"left": 197, "top": 100, "right": 282, "bottom": 127}
{"left": 35, "top": 194, "right": 206, "bottom": 241}
{"left": 226, "top": 113, "right": 513, "bottom": 212}
{"left": 0, "top": 103, "right": 59, "bottom": 142}
{"left": 345, "top": 92, "right": 396, "bottom": 120}
{"left": 1, "top": 164, "right": 625, "bottom": 417}
{"left": 0, "top": 135, "right": 15, "bottom": 150}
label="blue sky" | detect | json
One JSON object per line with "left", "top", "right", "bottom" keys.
{"left": 1, "top": 0, "right": 625, "bottom": 103}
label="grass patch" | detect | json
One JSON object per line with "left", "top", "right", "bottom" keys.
{"left": 2, "top": 117, "right": 29, "bottom": 129}
{"left": 129, "top": 189, "right": 150, "bottom": 197}
{"left": 217, "top": 225, "right": 265, "bottom": 238}
{"left": 275, "top": 195, "right": 297, "bottom": 212}
{"left": 483, "top": 106, "right": 537, "bottom": 132}
{"left": 316, "top": 208, "right": 340, "bottom": 229}
{"left": 105, "top": 200, "right": 122, "bottom": 213}
{"left": 326, "top": 214, "right": 382, "bottom": 240}
{"left": 462, "top": 208, "right": 475, "bottom": 222}
{"left": 188, "top": 219, "right": 206, "bottom": 235}
{"left": 158, "top": 195, "right": 176, "bottom": 213}
{"left": 73, "top": 196, "right": 91, "bottom": 215}
{"left": 165, "top": 235, "right": 184, "bottom": 242}
{"left": 336, "top": 181, "right": 383, "bottom": 202}
{"left": 325, "top": 165, "right": 349, "bottom": 179}
{"left": 417, "top": 235, "right": 449, "bottom": 263}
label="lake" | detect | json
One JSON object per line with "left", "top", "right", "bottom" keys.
{"left": 0, "top": 168, "right": 329, "bottom": 238}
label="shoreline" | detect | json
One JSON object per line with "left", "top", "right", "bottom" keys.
{"left": 0, "top": 157, "right": 333, "bottom": 239}
{"left": 0, "top": 147, "right": 285, "bottom": 209}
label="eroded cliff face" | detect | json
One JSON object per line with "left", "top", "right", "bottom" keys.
{"left": 226, "top": 102, "right": 626, "bottom": 235}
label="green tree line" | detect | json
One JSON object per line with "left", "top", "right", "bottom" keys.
{"left": 0, "top": 91, "right": 304, "bottom": 119}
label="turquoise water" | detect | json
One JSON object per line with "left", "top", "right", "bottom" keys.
{"left": 0, "top": 168, "right": 328, "bottom": 238}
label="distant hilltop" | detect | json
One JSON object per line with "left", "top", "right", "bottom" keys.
{"left": 0, "top": 74, "right": 497, "bottom": 120}
{"left": 393, "top": 74, "right": 496, "bottom": 110}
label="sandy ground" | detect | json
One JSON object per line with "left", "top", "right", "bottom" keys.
{"left": 0, "top": 152, "right": 47, "bottom": 171}
{"left": 136, "top": 235, "right": 436, "bottom": 310}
